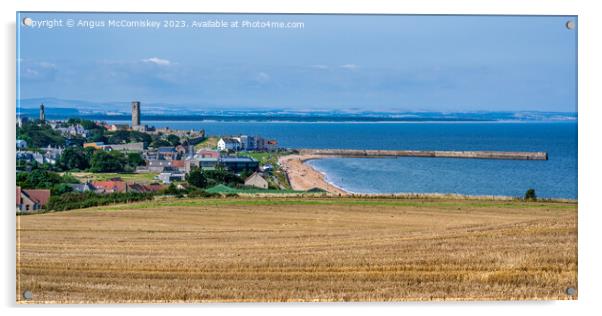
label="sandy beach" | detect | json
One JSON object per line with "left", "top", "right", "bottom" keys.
{"left": 278, "top": 154, "right": 349, "bottom": 195}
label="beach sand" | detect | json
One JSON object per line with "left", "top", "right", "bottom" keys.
{"left": 278, "top": 154, "right": 349, "bottom": 195}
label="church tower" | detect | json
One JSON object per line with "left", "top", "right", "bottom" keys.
{"left": 39, "top": 103, "right": 45, "bottom": 122}
{"left": 131, "top": 101, "right": 141, "bottom": 128}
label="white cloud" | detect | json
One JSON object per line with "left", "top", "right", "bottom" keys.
{"left": 38, "top": 61, "right": 57, "bottom": 69}
{"left": 256, "top": 72, "right": 271, "bottom": 83}
{"left": 20, "top": 60, "right": 58, "bottom": 80}
{"left": 310, "top": 64, "right": 329, "bottom": 69}
{"left": 340, "top": 64, "right": 359, "bottom": 70}
{"left": 142, "top": 57, "right": 171, "bottom": 66}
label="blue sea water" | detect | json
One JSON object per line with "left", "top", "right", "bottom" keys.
{"left": 113, "top": 121, "right": 578, "bottom": 199}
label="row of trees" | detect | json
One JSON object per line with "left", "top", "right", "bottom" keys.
{"left": 16, "top": 169, "right": 79, "bottom": 195}
{"left": 46, "top": 191, "right": 154, "bottom": 211}
{"left": 186, "top": 167, "right": 245, "bottom": 189}
{"left": 58, "top": 147, "right": 145, "bottom": 172}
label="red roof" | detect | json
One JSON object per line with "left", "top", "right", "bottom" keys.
{"left": 92, "top": 180, "right": 127, "bottom": 193}
{"left": 171, "top": 160, "right": 186, "bottom": 168}
{"left": 16, "top": 187, "right": 51, "bottom": 206}
{"left": 144, "top": 183, "right": 166, "bottom": 192}
{"left": 197, "top": 150, "right": 220, "bottom": 158}
{"left": 127, "top": 183, "right": 165, "bottom": 193}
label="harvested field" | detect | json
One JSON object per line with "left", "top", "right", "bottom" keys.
{"left": 16, "top": 197, "right": 577, "bottom": 303}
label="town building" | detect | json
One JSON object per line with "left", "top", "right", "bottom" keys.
{"left": 105, "top": 142, "right": 144, "bottom": 153}
{"left": 110, "top": 124, "right": 130, "bottom": 131}
{"left": 67, "top": 183, "right": 95, "bottom": 193}
{"left": 244, "top": 172, "right": 268, "bottom": 189}
{"left": 157, "top": 172, "right": 186, "bottom": 184}
{"left": 84, "top": 142, "right": 106, "bottom": 150}
{"left": 175, "top": 145, "right": 188, "bottom": 156}
{"left": 158, "top": 147, "right": 178, "bottom": 160}
{"left": 55, "top": 124, "right": 88, "bottom": 138}
{"left": 84, "top": 141, "right": 144, "bottom": 153}
{"left": 16, "top": 187, "right": 50, "bottom": 213}
{"left": 42, "top": 146, "right": 64, "bottom": 165}
{"left": 91, "top": 180, "right": 128, "bottom": 194}
{"left": 196, "top": 149, "right": 220, "bottom": 159}
{"left": 238, "top": 135, "right": 256, "bottom": 150}
{"left": 170, "top": 160, "right": 186, "bottom": 172}
{"left": 146, "top": 159, "right": 175, "bottom": 173}
{"left": 219, "top": 157, "right": 259, "bottom": 173}
{"left": 16, "top": 151, "right": 45, "bottom": 164}
{"left": 260, "top": 164, "right": 274, "bottom": 173}
{"left": 17, "top": 116, "right": 29, "bottom": 128}
{"left": 128, "top": 183, "right": 165, "bottom": 193}
{"left": 266, "top": 140, "right": 278, "bottom": 151}
{"left": 16, "top": 139, "right": 27, "bottom": 149}
{"left": 217, "top": 137, "right": 241, "bottom": 151}
{"left": 184, "top": 159, "right": 200, "bottom": 173}
{"left": 199, "top": 157, "right": 219, "bottom": 170}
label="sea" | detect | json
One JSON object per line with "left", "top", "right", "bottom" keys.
{"left": 110, "top": 120, "right": 578, "bottom": 199}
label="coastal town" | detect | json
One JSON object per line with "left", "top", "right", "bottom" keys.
{"left": 16, "top": 101, "right": 313, "bottom": 213}
{"left": 16, "top": 101, "right": 554, "bottom": 213}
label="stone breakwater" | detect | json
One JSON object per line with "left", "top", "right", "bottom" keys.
{"left": 297, "top": 149, "right": 548, "bottom": 160}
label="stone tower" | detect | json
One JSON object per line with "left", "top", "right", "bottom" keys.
{"left": 39, "top": 103, "right": 45, "bottom": 122}
{"left": 131, "top": 101, "right": 141, "bottom": 128}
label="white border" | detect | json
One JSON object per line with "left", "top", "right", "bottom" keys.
{"left": 2, "top": 0, "right": 600, "bottom": 315}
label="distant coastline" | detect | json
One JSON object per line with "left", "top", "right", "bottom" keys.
{"left": 16, "top": 99, "right": 577, "bottom": 123}
{"left": 16, "top": 114, "right": 578, "bottom": 124}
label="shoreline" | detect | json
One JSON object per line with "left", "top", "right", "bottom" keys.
{"left": 278, "top": 154, "right": 349, "bottom": 195}
{"left": 278, "top": 154, "right": 577, "bottom": 202}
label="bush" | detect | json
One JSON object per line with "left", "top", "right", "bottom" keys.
{"left": 89, "top": 151, "right": 127, "bottom": 172}
{"left": 187, "top": 190, "right": 220, "bottom": 198}
{"left": 186, "top": 167, "right": 208, "bottom": 188}
{"left": 46, "top": 191, "right": 154, "bottom": 211}
{"left": 524, "top": 188, "right": 537, "bottom": 201}
{"left": 17, "top": 169, "right": 67, "bottom": 189}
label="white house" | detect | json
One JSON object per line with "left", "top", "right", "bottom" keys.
{"left": 217, "top": 137, "right": 241, "bottom": 151}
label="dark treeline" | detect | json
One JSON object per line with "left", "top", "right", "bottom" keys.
{"left": 46, "top": 191, "right": 155, "bottom": 212}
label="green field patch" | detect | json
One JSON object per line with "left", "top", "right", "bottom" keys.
{"left": 71, "top": 172, "right": 159, "bottom": 183}
{"left": 205, "top": 184, "right": 303, "bottom": 194}
{"left": 101, "top": 196, "right": 576, "bottom": 212}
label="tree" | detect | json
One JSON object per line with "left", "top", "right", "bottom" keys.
{"left": 16, "top": 121, "right": 65, "bottom": 147}
{"left": 204, "top": 167, "right": 243, "bottom": 186}
{"left": 107, "top": 130, "right": 131, "bottom": 144}
{"left": 59, "top": 147, "right": 91, "bottom": 171}
{"left": 186, "top": 167, "right": 208, "bottom": 188}
{"left": 524, "top": 188, "right": 537, "bottom": 201}
{"left": 166, "top": 134, "right": 181, "bottom": 146}
{"left": 150, "top": 138, "right": 171, "bottom": 148}
{"left": 86, "top": 128, "right": 107, "bottom": 143}
{"left": 67, "top": 118, "right": 98, "bottom": 130}
{"left": 163, "top": 183, "right": 180, "bottom": 195}
{"left": 127, "top": 152, "right": 145, "bottom": 168}
{"left": 51, "top": 183, "right": 73, "bottom": 196}
{"left": 89, "top": 151, "right": 127, "bottom": 172}
{"left": 17, "top": 169, "right": 66, "bottom": 189}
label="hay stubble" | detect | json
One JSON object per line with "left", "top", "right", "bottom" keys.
{"left": 17, "top": 198, "right": 577, "bottom": 303}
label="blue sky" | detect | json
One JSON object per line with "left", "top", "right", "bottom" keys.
{"left": 17, "top": 13, "right": 577, "bottom": 112}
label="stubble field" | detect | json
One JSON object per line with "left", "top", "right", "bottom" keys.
{"left": 16, "top": 197, "right": 577, "bottom": 303}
